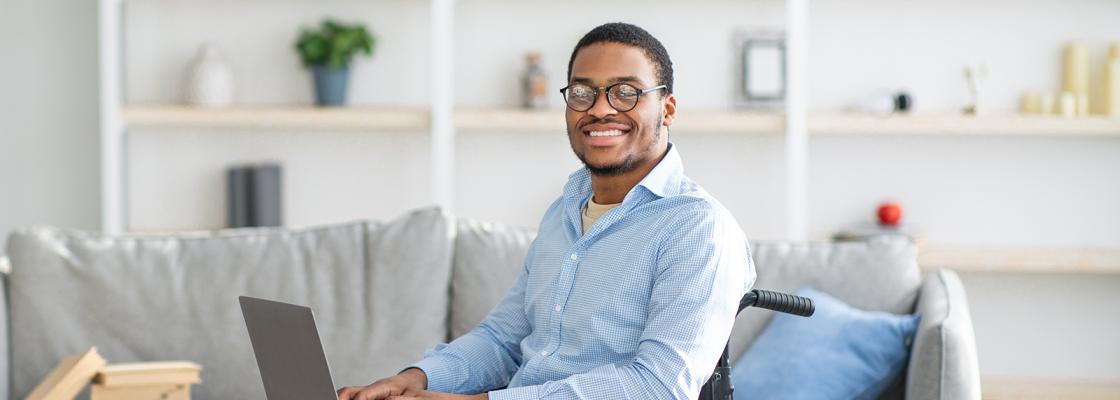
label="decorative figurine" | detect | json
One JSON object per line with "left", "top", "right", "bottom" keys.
{"left": 186, "top": 43, "right": 235, "bottom": 107}
{"left": 521, "top": 52, "right": 549, "bottom": 110}
{"left": 962, "top": 64, "right": 987, "bottom": 116}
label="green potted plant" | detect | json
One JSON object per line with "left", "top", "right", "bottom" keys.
{"left": 295, "top": 19, "right": 375, "bottom": 106}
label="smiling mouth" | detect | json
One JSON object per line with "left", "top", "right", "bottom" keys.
{"left": 588, "top": 129, "right": 625, "bottom": 137}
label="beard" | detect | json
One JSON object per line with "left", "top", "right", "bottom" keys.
{"left": 572, "top": 114, "right": 664, "bottom": 177}
{"left": 580, "top": 151, "right": 637, "bottom": 177}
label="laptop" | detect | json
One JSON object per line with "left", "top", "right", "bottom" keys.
{"left": 240, "top": 296, "right": 339, "bottom": 400}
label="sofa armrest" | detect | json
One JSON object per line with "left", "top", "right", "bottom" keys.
{"left": 0, "top": 256, "right": 9, "bottom": 400}
{"left": 905, "top": 268, "right": 981, "bottom": 400}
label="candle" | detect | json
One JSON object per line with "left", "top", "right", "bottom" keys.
{"left": 1063, "top": 43, "right": 1089, "bottom": 96}
{"left": 1058, "top": 91, "right": 1077, "bottom": 118}
{"left": 1106, "top": 43, "right": 1120, "bottom": 118}
{"left": 1021, "top": 91, "right": 1041, "bottom": 114}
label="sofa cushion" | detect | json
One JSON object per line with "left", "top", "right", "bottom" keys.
{"left": 729, "top": 236, "right": 922, "bottom": 362}
{"left": 449, "top": 219, "right": 536, "bottom": 340}
{"left": 4, "top": 207, "right": 453, "bottom": 400}
{"left": 731, "top": 287, "right": 920, "bottom": 400}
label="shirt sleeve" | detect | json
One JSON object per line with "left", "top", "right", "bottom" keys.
{"left": 407, "top": 258, "right": 534, "bottom": 394}
{"left": 488, "top": 207, "right": 755, "bottom": 400}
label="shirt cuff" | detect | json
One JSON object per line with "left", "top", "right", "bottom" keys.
{"left": 487, "top": 385, "right": 540, "bottom": 400}
{"left": 406, "top": 357, "right": 456, "bottom": 393}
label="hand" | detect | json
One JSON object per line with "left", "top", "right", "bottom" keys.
{"left": 386, "top": 392, "right": 488, "bottom": 400}
{"left": 337, "top": 368, "right": 428, "bottom": 400}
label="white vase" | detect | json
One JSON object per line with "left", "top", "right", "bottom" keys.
{"left": 186, "top": 43, "right": 234, "bottom": 107}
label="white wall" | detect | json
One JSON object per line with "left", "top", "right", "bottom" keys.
{"left": 0, "top": 0, "right": 101, "bottom": 255}
{"left": 15, "top": 0, "right": 1119, "bottom": 384}
{"left": 128, "top": 130, "right": 433, "bottom": 230}
{"left": 963, "top": 272, "right": 1120, "bottom": 382}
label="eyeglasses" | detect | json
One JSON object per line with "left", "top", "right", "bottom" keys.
{"left": 559, "top": 82, "right": 667, "bottom": 112}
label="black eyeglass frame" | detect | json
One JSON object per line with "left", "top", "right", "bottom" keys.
{"left": 558, "top": 83, "right": 668, "bottom": 112}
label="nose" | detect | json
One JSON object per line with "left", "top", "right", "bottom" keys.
{"left": 587, "top": 89, "right": 617, "bottom": 119}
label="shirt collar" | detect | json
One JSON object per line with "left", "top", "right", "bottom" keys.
{"left": 562, "top": 142, "right": 685, "bottom": 203}
{"left": 635, "top": 142, "right": 684, "bottom": 198}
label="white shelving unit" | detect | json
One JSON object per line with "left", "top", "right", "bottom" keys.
{"left": 99, "top": 1, "right": 1120, "bottom": 274}
{"left": 99, "top": 0, "right": 124, "bottom": 235}
{"left": 918, "top": 245, "right": 1120, "bottom": 274}
{"left": 120, "top": 106, "right": 787, "bottom": 134}
{"left": 981, "top": 378, "right": 1120, "bottom": 399}
{"left": 430, "top": 0, "right": 455, "bottom": 214}
{"left": 785, "top": 0, "right": 809, "bottom": 241}
{"left": 121, "top": 105, "right": 1120, "bottom": 136}
{"left": 811, "top": 113, "right": 1120, "bottom": 136}
{"left": 122, "top": 105, "right": 430, "bottom": 131}
{"left": 100, "top": 0, "right": 812, "bottom": 238}
{"left": 98, "top": 0, "right": 472, "bottom": 235}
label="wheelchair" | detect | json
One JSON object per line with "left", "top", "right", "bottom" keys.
{"left": 698, "top": 290, "right": 815, "bottom": 400}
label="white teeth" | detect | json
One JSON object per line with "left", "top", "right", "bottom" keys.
{"left": 589, "top": 129, "right": 624, "bottom": 137}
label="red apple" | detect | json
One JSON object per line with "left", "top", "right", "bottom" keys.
{"left": 877, "top": 202, "right": 903, "bottom": 226}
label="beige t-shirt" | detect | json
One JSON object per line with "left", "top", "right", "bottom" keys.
{"left": 582, "top": 197, "right": 622, "bottom": 235}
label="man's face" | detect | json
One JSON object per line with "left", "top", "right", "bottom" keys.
{"left": 566, "top": 42, "right": 675, "bottom": 176}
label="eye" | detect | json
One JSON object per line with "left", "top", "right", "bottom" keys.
{"left": 614, "top": 84, "right": 639, "bottom": 98}
{"left": 570, "top": 85, "right": 595, "bottom": 99}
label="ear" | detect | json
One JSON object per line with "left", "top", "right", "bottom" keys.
{"left": 662, "top": 93, "right": 677, "bottom": 127}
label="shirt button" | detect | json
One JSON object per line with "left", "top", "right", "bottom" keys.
{"left": 570, "top": 253, "right": 578, "bottom": 261}
{"left": 554, "top": 304, "right": 562, "bottom": 312}
{"left": 540, "top": 350, "right": 549, "bottom": 356}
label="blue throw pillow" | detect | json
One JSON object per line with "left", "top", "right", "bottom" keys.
{"left": 730, "top": 287, "right": 919, "bottom": 400}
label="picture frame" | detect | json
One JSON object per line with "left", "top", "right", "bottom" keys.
{"left": 735, "top": 31, "right": 787, "bottom": 108}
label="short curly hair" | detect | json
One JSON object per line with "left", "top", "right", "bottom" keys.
{"left": 566, "top": 22, "right": 674, "bottom": 96}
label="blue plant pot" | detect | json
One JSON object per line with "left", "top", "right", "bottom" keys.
{"left": 312, "top": 65, "right": 350, "bottom": 106}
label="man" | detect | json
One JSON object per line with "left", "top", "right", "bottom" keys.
{"left": 338, "top": 22, "right": 755, "bottom": 400}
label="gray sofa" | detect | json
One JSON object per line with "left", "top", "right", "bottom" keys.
{"left": 0, "top": 207, "right": 980, "bottom": 399}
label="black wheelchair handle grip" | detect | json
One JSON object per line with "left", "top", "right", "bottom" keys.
{"left": 739, "top": 289, "right": 815, "bottom": 317}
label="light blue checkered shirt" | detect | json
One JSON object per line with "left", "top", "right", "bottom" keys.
{"left": 411, "top": 143, "right": 756, "bottom": 399}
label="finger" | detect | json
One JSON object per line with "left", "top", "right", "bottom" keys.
{"left": 356, "top": 387, "right": 390, "bottom": 400}
{"left": 336, "top": 387, "right": 356, "bottom": 400}
{"left": 399, "top": 391, "right": 435, "bottom": 400}
{"left": 384, "top": 391, "right": 422, "bottom": 400}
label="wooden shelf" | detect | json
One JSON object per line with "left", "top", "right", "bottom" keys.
{"left": 812, "top": 112, "right": 1120, "bottom": 136}
{"left": 918, "top": 245, "right": 1120, "bottom": 274}
{"left": 457, "top": 110, "right": 1120, "bottom": 136}
{"left": 122, "top": 105, "right": 430, "bottom": 131}
{"left": 121, "top": 106, "right": 1120, "bottom": 137}
{"left": 454, "top": 108, "right": 784, "bottom": 135}
{"left": 982, "top": 378, "right": 1120, "bottom": 400}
